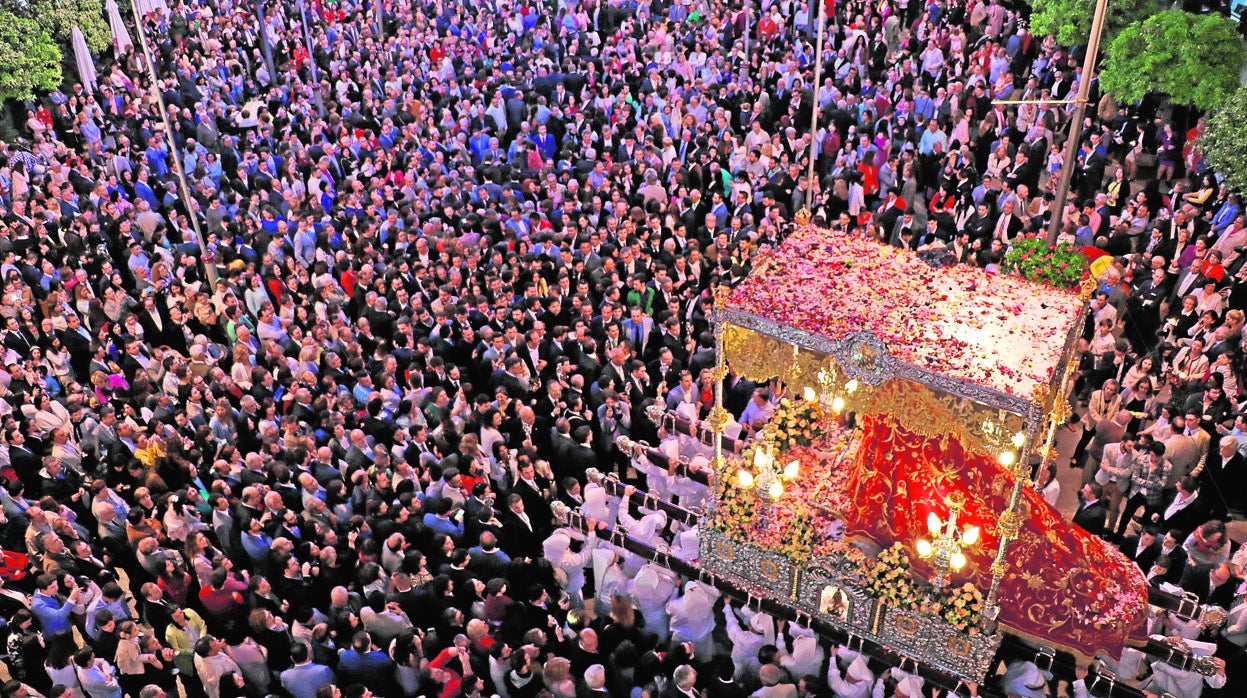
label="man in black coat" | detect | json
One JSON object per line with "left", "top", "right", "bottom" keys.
{"left": 496, "top": 357, "right": 534, "bottom": 402}
{"left": 2, "top": 317, "right": 36, "bottom": 357}
{"left": 564, "top": 425, "right": 598, "bottom": 481}
{"left": 1198, "top": 434, "right": 1247, "bottom": 520}
{"left": 510, "top": 460, "right": 553, "bottom": 537}
{"left": 1154, "top": 529, "right": 1190, "bottom": 585}
{"left": 59, "top": 313, "right": 94, "bottom": 381}
{"left": 1072, "top": 483, "right": 1109, "bottom": 537}
{"left": 500, "top": 493, "right": 543, "bottom": 561}
{"left": 1186, "top": 563, "right": 1240, "bottom": 609}
{"left": 1118, "top": 525, "right": 1162, "bottom": 572}
{"left": 506, "top": 406, "right": 552, "bottom": 456}
{"left": 1158, "top": 477, "right": 1211, "bottom": 537}
{"left": 6, "top": 427, "right": 41, "bottom": 484}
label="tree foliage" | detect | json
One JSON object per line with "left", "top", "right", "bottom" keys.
{"left": 18, "top": 0, "right": 111, "bottom": 54}
{"left": 1029, "top": 0, "right": 1157, "bottom": 47}
{"left": 1100, "top": 10, "right": 1245, "bottom": 112}
{"left": 1199, "top": 86, "right": 1247, "bottom": 194}
{"left": 0, "top": 10, "right": 64, "bottom": 102}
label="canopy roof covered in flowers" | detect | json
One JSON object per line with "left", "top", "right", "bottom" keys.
{"left": 726, "top": 226, "right": 1086, "bottom": 405}
{"left": 709, "top": 225, "right": 1149, "bottom": 660}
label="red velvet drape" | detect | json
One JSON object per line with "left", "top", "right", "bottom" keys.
{"left": 841, "top": 415, "right": 1150, "bottom": 658}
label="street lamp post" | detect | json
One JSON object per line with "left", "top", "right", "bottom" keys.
{"left": 804, "top": 0, "right": 827, "bottom": 201}
{"left": 742, "top": 1, "right": 752, "bottom": 65}
{"left": 295, "top": 0, "right": 325, "bottom": 116}
{"left": 127, "top": 0, "right": 218, "bottom": 286}
{"left": 1044, "top": 0, "right": 1110, "bottom": 245}
{"left": 252, "top": 0, "right": 278, "bottom": 82}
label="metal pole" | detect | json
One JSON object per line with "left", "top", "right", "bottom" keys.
{"left": 254, "top": 0, "right": 278, "bottom": 82}
{"left": 1044, "top": 0, "right": 1110, "bottom": 245}
{"left": 127, "top": 0, "right": 218, "bottom": 286}
{"left": 804, "top": 0, "right": 827, "bottom": 201}
{"left": 743, "top": 1, "right": 750, "bottom": 64}
{"left": 706, "top": 287, "right": 732, "bottom": 504}
{"left": 375, "top": 0, "right": 384, "bottom": 36}
{"left": 295, "top": 0, "right": 325, "bottom": 117}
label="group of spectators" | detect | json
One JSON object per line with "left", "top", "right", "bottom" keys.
{"left": 0, "top": 0, "right": 1245, "bottom": 695}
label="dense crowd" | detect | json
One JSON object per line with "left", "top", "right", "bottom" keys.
{"left": 0, "top": 0, "right": 1245, "bottom": 696}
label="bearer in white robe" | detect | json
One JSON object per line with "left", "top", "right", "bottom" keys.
{"left": 667, "top": 581, "right": 720, "bottom": 658}
{"left": 628, "top": 563, "right": 678, "bottom": 643}
{"left": 723, "top": 597, "right": 775, "bottom": 682}
{"left": 827, "top": 645, "right": 877, "bottom": 698}
{"left": 542, "top": 530, "right": 596, "bottom": 609}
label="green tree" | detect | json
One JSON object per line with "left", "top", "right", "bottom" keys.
{"left": 17, "top": 0, "right": 111, "bottom": 54}
{"left": 1199, "top": 86, "right": 1247, "bottom": 194}
{"left": 1100, "top": 10, "right": 1245, "bottom": 112}
{"left": 0, "top": 10, "right": 64, "bottom": 102}
{"left": 1029, "top": 0, "right": 1157, "bottom": 47}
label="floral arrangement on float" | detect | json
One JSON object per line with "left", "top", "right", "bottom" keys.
{"left": 765, "top": 396, "right": 826, "bottom": 451}
{"left": 711, "top": 462, "right": 758, "bottom": 540}
{"left": 710, "top": 407, "right": 854, "bottom": 565}
{"left": 1001, "top": 234, "right": 1089, "bottom": 290}
{"left": 827, "top": 541, "right": 988, "bottom": 636}
{"left": 863, "top": 543, "right": 923, "bottom": 606}
{"left": 942, "top": 583, "right": 988, "bottom": 634}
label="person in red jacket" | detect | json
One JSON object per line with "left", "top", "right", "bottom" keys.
{"left": 429, "top": 644, "right": 474, "bottom": 698}
{"left": 198, "top": 566, "right": 247, "bottom": 620}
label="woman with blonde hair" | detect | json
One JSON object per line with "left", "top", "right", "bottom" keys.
{"left": 1223, "top": 309, "right": 1245, "bottom": 337}
{"left": 542, "top": 656, "right": 577, "bottom": 698}
{"left": 459, "top": 433, "right": 490, "bottom": 479}
{"left": 92, "top": 369, "right": 129, "bottom": 405}
{"left": 230, "top": 344, "right": 254, "bottom": 390}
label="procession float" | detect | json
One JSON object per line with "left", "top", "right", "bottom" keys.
{"left": 691, "top": 224, "right": 1151, "bottom": 679}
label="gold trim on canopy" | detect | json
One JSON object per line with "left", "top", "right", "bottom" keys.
{"left": 724, "top": 322, "right": 1027, "bottom": 460}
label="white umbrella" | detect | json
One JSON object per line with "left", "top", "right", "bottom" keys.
{"left": 71, "top": 26, "right": 98, "bottom": 93}
{"left": 105, "top": 0, "right": 134, "bottom": 55}
{"left": 134, "top": 0, "right": 170, "bottom": 16}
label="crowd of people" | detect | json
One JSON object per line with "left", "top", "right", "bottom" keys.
{"left": 0, "top": 0, "right": 1245, "bottom": 695}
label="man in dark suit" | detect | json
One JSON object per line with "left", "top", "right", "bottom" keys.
{"left": 6, "top": 427, "right": 41, "bottom": 483}
{"left": 964, "top": 202, "right": 995, "bottom": 244}
{"left": 549, "top": 420, "right": 575, "bottom": 466}
{"left": 1157, "top": 477, "right": 1209, "bottom": 537}
{"left": 517, "top": 331, "right": 551, "bottom": 381}
{"left": 1187, "top": 563, "right": 1240, "bottom": 609}
{"left": 500, "top": 493, "right": 543, "bottom": 561}
{"left": 991, "top": 199, "right": 1025, "bottom": 242}
{"left": 136, "top": 294, "right": 182, "bottom": 352}
{"left": 1118, "top": 525, "right": 1162, "bottom": 572}
{"left": 116, "top": 339, "right": 149, "bottom": 384}
{"left": 648, "top": 346, "right": 688, "bottom": 386}
{"left": 1199, "top": 434, "right": 1247, "bottom": 520}
{"left": 564, "top": 425, "right": 599, "bottom": 480}
{"left": 688, "top": 331, "right": 717, "bottom": 376}
{"left": 2, "top": 317, "right": 36, "bottom": 357}
{"left": 1076, "top": 134, "right": 1108, "bottom": 201}
{"left": 1144, "top": 555, "right": 1173, "bottom": 588}
{"left": 596, "top": 349, "right": 628, "bottom": 398}
{"left": 623, "top": 361, "right": 655, "bottom": 405}
{"left": 496, "top": 357, "right": 534, "bottom": 402}
{"left": 1155, "top": 529, "right": 1189, "bottom": 584}
{"left": 59, "top": 313, "right": 94, "bottom": 381}
{"left": 506, "top": 406, "right": 551, "bottom": 456}
{"left": 1072, "top": 483, "right": 1109, "bottom": 537}
{"left": 510, "top": 461, "right": 553, "bottom": 536}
